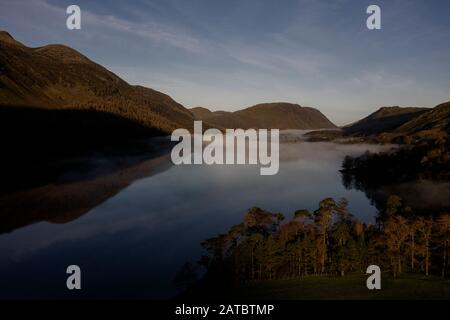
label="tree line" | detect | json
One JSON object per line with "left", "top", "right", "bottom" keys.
{"left": 197, "top": 197, "right": 449, "bottom": 284}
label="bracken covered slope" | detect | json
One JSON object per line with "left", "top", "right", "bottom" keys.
{"left": 0, "top": 31, "right": 194, "bottom": 134}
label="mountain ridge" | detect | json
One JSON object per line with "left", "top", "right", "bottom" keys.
{"left": 0, "top": 31, "right": 195, "bottom": 134}
{"left": 394, "top": 101, "right": 450, "bottom": 135}
{"left": 190, "top": 103, "right": 336, "bottom": 129}
{"left": 344, "top": 106, "right": 429, "bottom": 135}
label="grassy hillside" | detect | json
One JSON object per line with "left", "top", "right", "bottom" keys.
{"left": 0, "top": 31, "right": 194, "bottom": 134}
{"left": 395, "top": 102, "right": 450, "bottom": 136}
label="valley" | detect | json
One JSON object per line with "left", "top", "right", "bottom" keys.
{"left": 0, "top": 30, "right": 448, "bottom": 300}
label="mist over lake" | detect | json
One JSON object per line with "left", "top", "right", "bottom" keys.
{"left": 0, "top": 133, "right": 394, "bottom": 299}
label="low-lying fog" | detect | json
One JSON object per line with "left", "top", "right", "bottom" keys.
{"left": 0, "top": 134, "right": 395, "bottom": 299}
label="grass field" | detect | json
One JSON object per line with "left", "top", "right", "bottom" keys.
{"left": 230, "top": 273, "right": 450, "bottom": 300}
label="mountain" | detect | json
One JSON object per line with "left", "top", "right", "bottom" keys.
{"left": 394, "top": 101, "right": 450, "bottom": 135}
{"left": 347, "top": 102, "right": 450, "bottom": 141}
{"left": 190, "top": 103, "right": 336, "bottom": 129}
{"left": 0, "top": 31, "right": 194, "bottom": 134}
{"left": 344, "top": 106, "right": 429, "bottom": 135}
{"left": 190, "top": 107, "right": 218, "bottom": 119}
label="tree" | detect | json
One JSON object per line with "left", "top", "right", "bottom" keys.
{"left": 407, "top": 218, "right": 422, "bottom": 272}
{"left": 314, "top": 198, "right": 336, "bottom": 274}
{"left": 385, "top": 195, "right": 402, "bottom": 218}
{"left": 384, "top": 215, "right": 409, "bottom": 276}
{"left": 335, "top": 198, "right": 353, "bottom": 223}
{"left": 294, "top": 209, "right": 311, "bottom": 220}
{"left": 416, "top": 217, "right": 433, "bottom": 276}
{"left": 353, "top": 222, "right": 368, "bottom": 272}
{"left": 331, "top": 221, "right": 352, "bottom": 276}
{"left": 435, "top": 214, "right": 450, "bottom": 278}
{"left": 196, "top": 197, "right": 449, "bottom": 291}
{"left": 263, "top": 235, "right": 283, "bottom": 279}
{"left": 246, "top": 234, "right": 264, "bottom": 280}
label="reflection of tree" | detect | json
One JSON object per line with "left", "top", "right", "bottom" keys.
{"left": 182, "top": 197, "right": 450, "bottom": 296}
{"left": 340, "top": 138, "right": 450, "bottom": 215}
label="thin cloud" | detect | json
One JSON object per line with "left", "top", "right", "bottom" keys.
{"left": 82, "top": 11, "right": 206, "bottom": 54}
{"left": 0, "top": 0, "right": 206, "bottom": 54}
{"left": 227, "top": 42, "right": 333, "bottom": 75}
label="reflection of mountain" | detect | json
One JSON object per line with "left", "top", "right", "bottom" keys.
{"left": 190, "top": 103, "right": 336, "bottom": 129}
{"left": 0, "top": 106, "right": 168, "bottom": 194}
{"left": 0, "top": 30, "right": 195, "bottom": 197}
{"left": 0, "top": 146, "right": 173, "bottom": 234}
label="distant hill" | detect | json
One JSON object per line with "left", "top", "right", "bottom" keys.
{"left": 0, "top": 31, "right": 194, "bottom": 134}
{"left": 190, "top": 103, "right": 336, "bottom": 129}
{"left": 344, "top": 106, "right": 429, "bottom": 135}
{"left": 190, "top": 107, "right": 219, "bottom": 119}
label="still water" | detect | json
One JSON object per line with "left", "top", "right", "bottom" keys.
{"left": 0, "top": 134, "right": 392, "bottom": 299}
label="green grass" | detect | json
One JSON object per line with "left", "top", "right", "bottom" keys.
{"left": 232, "top": 273, "right": 450, "bottom": 300}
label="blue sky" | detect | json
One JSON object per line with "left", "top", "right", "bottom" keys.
{"left": 1, "top": 0, "right": 449, "bottom": 125}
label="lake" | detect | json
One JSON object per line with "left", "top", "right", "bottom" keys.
{"left": 0, "top": 132, "right": 393, "bottom": 299}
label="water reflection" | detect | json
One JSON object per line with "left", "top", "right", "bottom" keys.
{"left": 0, "top": 134, "right": 391, "bottom": 299}
{"left": 0, "top": 144, "right": 173, "bottom": 234}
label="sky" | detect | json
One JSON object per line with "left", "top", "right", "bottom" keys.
{"left": 1, "top": 0, "right": 449, "bottom": 125}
